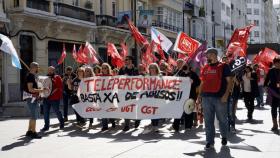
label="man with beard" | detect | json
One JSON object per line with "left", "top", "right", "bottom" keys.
{"left": 24, "top": 62, "right": 47, "bottom": 139}
{"left": 119, "top": 56, "right": 140, "bottom": 131}
{"left": 198, "top": 48, "right": 231, "bottom": 149}
{"left": 41, "top": 66, "right": 64, "bottom": 131}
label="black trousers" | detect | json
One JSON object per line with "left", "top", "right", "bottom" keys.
{"left": 173, "top": 112, "right": 194, "bottom": 130}
{"left": 271, "top": 96, "right": 280, "bottom": 119}
{"left": 243, "top": 92, "right": 254, "bottom": 119}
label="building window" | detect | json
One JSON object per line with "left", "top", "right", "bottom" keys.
{"left": 254, "top": 0, "right": 259, "bottom": 4}
{"left": 112, "top": 2, "right": 116, "bottom": 16}
{"left": 254, "top": 20, "right": 259, "bottom": 26}
{"left": 222, "top": 2, "right": 225, "bottom": 11}
{"left": 100, "top": 0, "right": 103, "bottom": 14}
{"left": 73, "top": 0, "right": 79, "bottom": 6}
{"left": 247, "top": 8, "right": 252, "bottom": 14}
{"left": 226, "top": 6, "right": 230, "bottom": 16}
{"left": 254, "top": 31, "right": 259, "bottom": 37}
{"left": 254, "top": 8, "right": 259, "bottom": 15}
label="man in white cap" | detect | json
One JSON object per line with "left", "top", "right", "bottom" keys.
{"left": 197, "top": 48, "right": 232, "bottom": 149}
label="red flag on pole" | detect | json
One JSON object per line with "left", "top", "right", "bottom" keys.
{"left": 173, "top": 32, "right": 200, "bottom": 56}
{"left": 253, "top": 47, "right": 278, "bottom": 73}
{"left": 72, "top": 44, "right": 77, "bottom": 60}
{"left": 84, "top": 42, "right": 99, "bottom": 64}
{"left": 76, "top": 45, "right": 88, "bottom": 64}
{"left": 226, "top": 24, "right": 254, "bottom": 60}
{"left": 107, "top": 43, "right": 124, "bottom": 68}
{"left": 127, "top": 19, "right": 149, "bottom": 47}
{"left": 156, "top": 43, "right": 167, "bottom": 61}
{"left": 120, "top": 42, "right": 128, "bottom": 58}
{"left": 58, "top": 43, "right": 67, "bottom": 65}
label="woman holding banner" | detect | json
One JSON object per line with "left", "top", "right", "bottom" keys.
{"left": 172, "top": 63, "right": 201, "bottom": 132}
{"left": 85, "top": 66, "right": 95, "bottom": 128}
{"left": 143, "top": 63, "right": 161, "bottom": 133}
{"left": 100, "top": 63, "right": 116, "bottom": 131}
{"left": 67, "top": 67, "right": 86, "bottom": 128}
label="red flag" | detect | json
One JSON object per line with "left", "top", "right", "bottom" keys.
{"left": 173, "top": 32, "right": 200, "bottom": 56}
{"left": 253, "top": 48, "right": 278, "bottom": 73}
{"left": 107, "top": 43, "right": 124, "bottom": 68}
{"left": 58, "top": 43, "right": 67, "bottom": 65}
{"left": 127, "top": 19, "right": 149, "bottom": 47}
{"left": 141, "top": 42, "right": 156, "bottom": 67}
{"left": 226, "top": 24, "right": 254, "bottom": 60}
{"left": 120, "top": 42, "right": 128, "bottom": 58}
{"left": 84, "top": 42, "right": 99, "bottom": 64}
{"left": 156, "top": 43, "right": 167, "bottom": 61}
{"left": 76, "top": 45, "right": 88, "bottom": 63}
{"left": 72, "top": 44, "right": 77, "bottom": 60}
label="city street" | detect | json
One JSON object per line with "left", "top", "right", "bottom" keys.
{"left": 0, "top": 100, "right": 280, "bottom": 158}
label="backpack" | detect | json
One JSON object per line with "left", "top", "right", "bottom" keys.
{"left": 201, "top": 63, "right": 224, "bottom": 93}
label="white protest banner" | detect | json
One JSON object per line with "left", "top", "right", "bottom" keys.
{"left": 73, "top": 76, "right": 191, "bottom": 119}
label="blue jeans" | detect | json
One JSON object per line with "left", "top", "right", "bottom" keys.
{"left": 256, "top": 86, "right": 264, "bottom": 106}
{"left": 43, "top": 99, "right": 64, "bottom": 129}
{"left": 202, "top": 96, "right": 228, "bottom": 144}
{"left": 63, "top": 92, "right": 70, "bottom": 119}
{"left": 26, "top": 98, "right": 39, "bottom": 120}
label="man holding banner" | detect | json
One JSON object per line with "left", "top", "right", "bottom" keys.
{"left": 23, "top": 62, "right": 47, "bottom": 139}
{"left": 41, "top": 66, "right": 64, "bottom": 131}
{"left": 198, "top": 48, "right": 232, "bottom": 149}
{"left": 119, "top": 56, "right": 140, "bottom": 131}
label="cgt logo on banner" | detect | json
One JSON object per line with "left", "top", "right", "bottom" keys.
{"left": 72, "top": 76, "right": 191, "bottom": 119}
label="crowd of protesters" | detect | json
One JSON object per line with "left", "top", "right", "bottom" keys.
{"left": 23, "top": 51, "right": 280, "bottom": 150}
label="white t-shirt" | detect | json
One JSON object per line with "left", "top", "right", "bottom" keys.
{"left": 242, "top": 74, "right": 251, "bottom": 92}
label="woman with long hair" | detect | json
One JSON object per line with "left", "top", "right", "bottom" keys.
{"left": 67, "top": 67, "right": 86, "bottom": 127}
{"left": 100, "top": 63, "right": 116, "bottom": 131}
{"left": 144, "top": 63, "right": 161, "bottom": 133}
{"left": 84, "top": 66, "right": 95, "bottom": 127}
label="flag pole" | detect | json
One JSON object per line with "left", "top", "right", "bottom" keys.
{"left": 19, "top": 57, "right": 30, "bottom": 71}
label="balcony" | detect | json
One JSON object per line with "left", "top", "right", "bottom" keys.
{"left": 26, "top": 0, "right": 50, "bottom": 12}
{"left": 96, "top": 15, "right": 117, "bottom": 27}
{"left": 54, "top": 2, "right": 95, "bottom": 23}
{"left": 152, "top": 21, "right": 182, "bottom": 32}
{"left": 183, "top": 1, "right": 194, "bottom": 12}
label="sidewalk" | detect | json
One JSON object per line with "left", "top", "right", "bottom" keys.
{"left": 0, "top": 100, "right": 280, "bottom": 158}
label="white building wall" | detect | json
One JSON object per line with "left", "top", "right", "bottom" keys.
{"left": 246, "top": 0, "right": 265, "bottom": 44}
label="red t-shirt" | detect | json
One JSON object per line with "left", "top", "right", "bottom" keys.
{"left": 48, "top": 75, "right": 63, "bottom": 100}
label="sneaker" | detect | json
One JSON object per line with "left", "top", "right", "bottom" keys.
{"left": 122, "top": 126, "right": 130, "bottom": 132}
{"left": 25, "top": 131, "right": 33, "bottom": 137}
{"left": 30, "top": 132, "right": 42, "bottom": 139}
{"left": 101, "top": 127, "right": 108, "bottom": 131}
{"left": 152, "top": 126, "right": 159, "bottom": 133}
{"left": 135, "top": 120, "right": 140, "bottom": 129}
{"left": 112, "top": 122, "right": 116, "bottom": 129}
{"left": 63, "top": 118, "right": 68, "bottom": 122}
{"left": 40, "top": 127, "right": 49, "bottom": 132}
{"left": 221, "top": 138, "right": 227, "bottom": 146}
{"left": 271, "top": 126, "right": 278, "bottom": 131}
{"left": 204, "top": 143, "right": 214, "bottom": 150}
{"left": 76, "top": 122, "right": 85, "bottom": 128}
{"left": 60, "top": 124, "right": 64, "bottom": 129}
